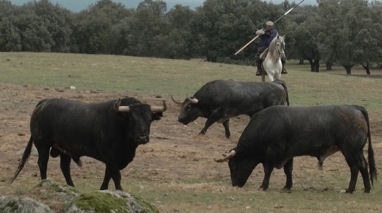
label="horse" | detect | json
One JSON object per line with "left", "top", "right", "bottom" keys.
{"left": 260, "top": 35, "right": 285, "bottom": 82}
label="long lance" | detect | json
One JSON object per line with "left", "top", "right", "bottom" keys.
{"left": 234, "top": 0, "right": 305, "bottom": 56}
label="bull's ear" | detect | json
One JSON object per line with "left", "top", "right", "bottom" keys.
{"left": 114, "top": 99, "right": 122, "bottom": 111}
{"left": 152, "top": 112, "right": 163, "bottom": 121}
{"left": 114, "top": 99, "right": 131, "bottom": 112}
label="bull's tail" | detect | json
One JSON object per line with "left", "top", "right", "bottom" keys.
{"left": 275, "top": 80, "right": 290, "bottom": 106}
{"left": 10, "top": 136, "right": 34, "bottom": 183}
{"left": 357, "top": 105, "right": 377, "bottom": 185}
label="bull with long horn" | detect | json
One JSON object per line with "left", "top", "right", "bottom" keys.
{"left": 171, "top": 79, "right": 289, "bottom": 138}
{"left": 11, "top": 97, "right": 167, "bottom": 190}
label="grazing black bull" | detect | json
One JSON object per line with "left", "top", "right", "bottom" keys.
{"left": 172, "top": 79, "right": 289, "bottom": 138}
{"left": 11, "top": 97, "right": 166, "bottom": 190}
{"left": 215, "top": 105, "right": 377, "bottom": 193}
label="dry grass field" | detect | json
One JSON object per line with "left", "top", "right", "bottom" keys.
{"left": 1, "top": 52, "right": 382, "bottom": 212}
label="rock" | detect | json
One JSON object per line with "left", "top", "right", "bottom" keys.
{"left": 6, "top": 180, "right": 158, "bottom": 212}
{"left": 0, "top": 196, "right": 52, "bottom": 213}
{"left": 66, "top": 190, "right": 159, "bottom": 213}
{"left": 36, "top": 179, "right": 80, "bottom": 198}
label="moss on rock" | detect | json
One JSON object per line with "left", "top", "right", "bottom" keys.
{"left": 36, "top": 179, "right": 80, "bottom": 197}
{"left": 66, "top": 190, "right": 159, "bottom": 213}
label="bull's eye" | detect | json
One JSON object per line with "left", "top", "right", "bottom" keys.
{"left": 186, "top": 105, "right": 192, "bottom": 111}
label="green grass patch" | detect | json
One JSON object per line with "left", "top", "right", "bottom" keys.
{"left": 2, "top": 52, "right": 381, "bottom": 110}
{"left": 2, "top": 52, "right": 382, "bottom": 212}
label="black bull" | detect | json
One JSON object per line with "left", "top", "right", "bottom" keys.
{"left": 173, "top": 79, "right": 289, "bottom": 138}
{"left": 11, "top": 97, "right": 166, "bottom": 190}
{"left": 216, "top": 105, "right": 377, "bottom": 193}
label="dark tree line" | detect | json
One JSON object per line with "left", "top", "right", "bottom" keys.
{"left": 1, "top": 0, "right": 382, "bottom": 74}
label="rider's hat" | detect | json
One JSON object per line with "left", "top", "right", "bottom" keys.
{"left": 266, "top": 21, "right": 274, "bottom": 26}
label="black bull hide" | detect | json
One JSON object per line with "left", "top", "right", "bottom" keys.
{"left": 216, "top": 105, "right": 377, "bottom": 193}
{"left": 11, "top": 97, "right": 166, "bottom": 190}
{"left": 173, "top": 79, "right": 289, "bottom": 138}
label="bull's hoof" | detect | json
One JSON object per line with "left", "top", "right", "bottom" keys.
{"left": 281, "top": 188, "right": 292, "bottom": 193}
{"left": 364, "top": 188, "right": 371, "bottom": 193}
{"left": 195, "top": 133, "right": 206, "bottom": 138}
{"left": 259, "top": 186, "right": 267, "bottom": 191}
{"left": 194, "top": 134, "right": 210, "bottom": 142}
{"left": 344, "top": 189, "right": 354, "bottom": 194}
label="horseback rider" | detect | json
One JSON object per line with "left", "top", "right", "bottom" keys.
{"left": 255, "top": 21, "right": 287, "bottom": 76}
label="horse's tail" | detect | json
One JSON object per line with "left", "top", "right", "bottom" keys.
{"left": 356, "top": 105, "right": 377, "bottom": 185}
{"left": 11, "top": 136, "right": 34, "bottom": 184}
{"left": 274, "top": 80, "right": 290, "bottom": 106}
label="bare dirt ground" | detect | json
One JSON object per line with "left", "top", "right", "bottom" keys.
{"left": 0, "top": 83, "right": 248, "bottom": 210}
{"left": 1, "top": 83, "right": 382, "bottom": 212}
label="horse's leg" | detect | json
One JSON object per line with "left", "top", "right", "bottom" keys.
{"left": 261, "top": 72, "right": 266, "bottom": 82}
{"left": 261, "top": 63, "right": 266, "bottom": 82}
{"left": 274, "top": 71, "right": 281, "bottom": 80}
{"left": 275, "top": 59, "right": 283, "bottom": 80}
{"left": 267, "top": 72, "right": 274, "bottom": 81}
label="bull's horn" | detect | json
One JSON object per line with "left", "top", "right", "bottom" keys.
{"left": 114, "top": 99, "right": 121, "bottom": 109}
{"left": 214, "top": 150, "right": 236, "bottom": 162}
{"left": 187, "top": 97, "right": 199, "bottom": 104}
{"left": 114, "top": 99, "right": 131, "bottom": 112}
{"left": 118, "top": 106, "right": 130, "bottom": 112}
{"left": 151, "top": 100, "right": 167, "bottom": 112}
{"left": 171, "top": 96, "right": 183, "bottom": 105}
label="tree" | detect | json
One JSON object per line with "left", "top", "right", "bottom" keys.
{"left": 192, "top": 0, "right": 275, "bottom": 63}
{"left": 14, "top": 9, "right": 53, "bottom": 52}
{"left": 286, "top": 5, "right": 321, "bottom": 71}
{"left": 71, "top": 0, "right": 131, "bottom": 54}
{"left": 364, "top": 1, "right": 382, "bottom": 71}
{"left": 318, "top": 0, "right": 375, "bottom": 75}
{"left": 128, "top": 0, "right": 168, "bottom": 56}
{"left": 0, "top": 1, "right": 22, "bottom": 51}
{"left": 28, "top": 0, "right": 74, "bottom": 52}
{"left": 155, "top": 5, "right": 196, "bottom": 59}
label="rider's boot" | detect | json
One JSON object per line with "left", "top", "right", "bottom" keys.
{"left": 281, "top": 58, "right": 287, "bottom": 74}
{"left": 256, "top": 59, "right": 262, "bottom": 76}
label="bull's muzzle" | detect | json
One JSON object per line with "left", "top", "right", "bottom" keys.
{"left": 178, "top": 117, "right": 189, "bottom": 125}
{"left": 136, "top": 135, "right": 149, "bottom": 144}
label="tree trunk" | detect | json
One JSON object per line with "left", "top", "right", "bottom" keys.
{"left": 308, "top": 59, "right": 316, "bottom": 72}
{"left": 344, "top": 65, "right": 352, "bottom": 75}
{"left": 314, "top": 59, "right": 320, "bottom": 72}
{"left": 361, "top": 62, "right": 371, "bottom": 75}
{"left": 326, "top": 61, "right": 332, "bottom": 70}
{"left": 298, "top": 59, "right": 304, "bottom": 65}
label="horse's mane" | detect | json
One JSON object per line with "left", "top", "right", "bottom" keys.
{"left": 268, "top": 35, "right": 284, "bottom": 60}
